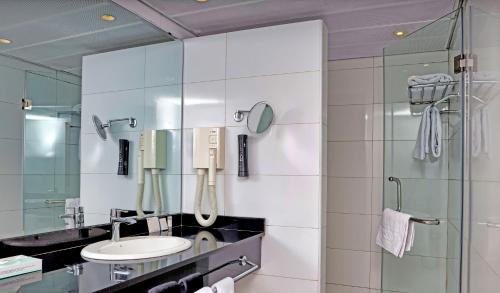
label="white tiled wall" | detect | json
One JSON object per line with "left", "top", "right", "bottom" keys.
{"left": 181, "top": 20, "right": 327, "bottom": 293}
{"left": 326, "top": 57, "right": 383, "bottom": 292}
{"left": 80, "top": 41, "right": 183, "bottom": 222}
{"left": 0, "top": 63, "right": 23, "bottom": 237}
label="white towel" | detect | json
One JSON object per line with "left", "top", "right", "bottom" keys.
{"left": 430, "top": 106, "right": 442, "bottom": 158}
{"left": 195, "top": 288, "right": 213, "bottom": 293}
{"left": 408, "top": 73, "right": 453, "bottom": 103}
{"left": 413, "top": 105, "right": 442, "bottom": 160}
{"left": 472, "top": 106, "right": 490, "bottom": 157}
{"left": 211, "top": 277, "right": 234, "bottom": 293}
{"left": 376, "top": 208, "right": 415, "bottom": 258}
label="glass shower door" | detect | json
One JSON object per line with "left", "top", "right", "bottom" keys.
{"left": 382, "top": 9, "right": 464, "bottom": 293}
{"left": 466, "top": 5, "right": 500, "bottom": 292}
{"left": 23, "top": 71, "right": 81, "bottom": 234}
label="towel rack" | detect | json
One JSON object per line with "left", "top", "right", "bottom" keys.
{"left": 388, "top": 177, "right": 440, "bottom": 225}
{"left": 201, "top": 256, "right": 259, "bottom": 283}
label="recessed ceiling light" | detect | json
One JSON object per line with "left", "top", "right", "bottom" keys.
{"left": 0, "top": 38, "right": 12, "bottom": 45}
{"left": 100, "top": 14, "right": 116, "bottom": 21}
{"left": 393, "top": 30, "right": 406, "bottom": 38}
{"left": 196, "top": 0, "right": 208, "bottom": 3}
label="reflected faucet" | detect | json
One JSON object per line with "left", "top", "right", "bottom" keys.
{"left": 111, "top": 217, "right": 137, "bottom": 242}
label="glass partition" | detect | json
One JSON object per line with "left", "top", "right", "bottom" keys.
{"left": 382, "top": 9, "right": 464, "bottom": 293}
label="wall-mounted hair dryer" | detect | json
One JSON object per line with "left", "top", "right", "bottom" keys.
{"left": 136, "top": 130, "right": 167, "bottom": 217}
{"left": 193, "top": 127, "right": 225, "bottom": 227}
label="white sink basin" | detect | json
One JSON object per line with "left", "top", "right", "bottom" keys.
{"left": 81, "top": 236, "right": 192, "bottom": 262}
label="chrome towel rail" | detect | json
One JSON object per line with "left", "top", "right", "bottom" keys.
{"left": 388, "top": 177, "right": 440, "bottom": 225}
{"left": 201, "top": 256, "right": 259, "bottom": 283}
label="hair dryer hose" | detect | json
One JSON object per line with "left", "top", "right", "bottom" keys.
{"left": 194, "top": 169, "right": 218, "bottom": 227}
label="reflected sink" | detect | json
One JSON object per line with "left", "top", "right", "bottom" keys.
{"left": 81, "top": 236, "right": 192, "bottom": 262}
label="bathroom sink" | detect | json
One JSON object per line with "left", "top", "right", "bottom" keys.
{"left": 81, "top": 236, "right": 192, "bottom": 262}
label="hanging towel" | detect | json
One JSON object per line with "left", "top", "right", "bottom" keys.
{"left": 211, "top": 277, "right": 234, "bottom": 293}
{"left": 471, "top": 106, "right": 490, "bottom": 157}
{"left": 194, "top": 288, "right": 213, "bottom": 293}
{"left": 408, "top": 73, "right": 453, "bottom": 103}
{"left": 413, "top": 105, "right": 442, "bottom": 160}
{"left": 376, "top": 208, "right": 415, "bottom": 258}
{"left": 180, "top": 273, "right": 203, "bottom": 293}
{"left": 413, "top": 105, "right": 432, "bottom": 160}
{"left": 430, "top": 106, "right": 442, "bottom": 158}
{"left": 149, "top": 281, "right": 182, "bottom": 293}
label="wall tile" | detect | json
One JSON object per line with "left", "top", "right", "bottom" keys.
{"left": 372, "top": 141, "right": 383, "bottom": 178}
{"left": 370, "top": 253, "right": 381, "bottom": 289}
{"left": 328, "top": 68, "right": 373, "bottom": 105}
{"left": 227, "top": 20, "right": 322, "bottom": 78}
{"left": 328, "top": 177, "right": 372, "bottom": 214}
{"left": 237, "top": 275, "right": 318, "bottom": 293}
{"left": 183, "top": 80, "right": 226, "bottom": 128}
{"left": 372, "top": 104, "right": 383, "bottom": 141}
{"left": 261, "top": 226, "right": 320, "bottom": 280}
{"left": 0, "top": 175, "right": 22, "bottom": 211}
{"left": 0, "top": 65, "right": 24, "bottom": 104}
{"left": 327, "top": 284, "right": 369, "bottom": 293}
{"left": 328, "top": 141, "right": 372, "bottom": 178}
{"left": 226, "top": 71, "right": 321, "bottom": 126}
{"left": 225, "top": 125, "right": 321, "bottom": 176}
{"left": 327, "top": 213, "right": 371, "bottom": 251}
{"left": 145, "top": 41, "right": 183, "bottom": 87}
{"left": 144, "top": 174, "right": 181, "bottom": 214}
{"left": 0, "top": 101, "right": 22, "bottom": 140}
{"left": 225, "top": 175, "right": 320, "bottom": 228}
{"left": 144, "top": 85, "right": 182, "bottom": 130}
{"left": 82, "top": 46, "right": 145, "bottom": 94}
{"left": 328, "top": 105, "right": 373, "bottom": 141}
{"left": 0, "top": 210, "right": 23, "bottom": 238}
{"left": 184, "top": 34, "right": 226, "bottom": 83}
{"left": 81, "top": 89, "right": 145, "bottom": 134}
{"left": 0, "top": 139, "right": 21, "bottom": 175}
{"left": 327, "top": 249, "right": 370, "bottom": 287}
{"left": 373, "top": 67, "right": 383, "bottom": 104}
{"left": 81, "top": 132, "right": 139, "bottom": 174}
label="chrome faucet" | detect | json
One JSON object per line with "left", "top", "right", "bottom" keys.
{"left": 111, "top": 217, "right": 137, "bottom": 242}
{"left": 59, "top": 206, "right": 85, "bottom": 228}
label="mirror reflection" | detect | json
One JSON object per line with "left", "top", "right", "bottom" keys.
{"left": 0, "top": 0, "right": 182, "bottom": 238}
{"left": 247, "top": 102, "right": 274, "bottom": 134}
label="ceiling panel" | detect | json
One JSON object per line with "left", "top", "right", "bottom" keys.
{"left": 144, "top": 0, "right": 455, "bottom": 60}
{"left": 0, "top": 0, "right": 172, "bottom": 75}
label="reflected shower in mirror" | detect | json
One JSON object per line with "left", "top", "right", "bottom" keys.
{"left": 0, "top": 0, "right": 182, "bottom": 239}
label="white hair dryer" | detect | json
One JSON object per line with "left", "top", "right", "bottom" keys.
{"left": 192, "top": 127, "right": 225, "bottom": 227}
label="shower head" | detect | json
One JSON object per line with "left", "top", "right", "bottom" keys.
{"left": 92, "top": 114, "right": 107, "bottom": 140}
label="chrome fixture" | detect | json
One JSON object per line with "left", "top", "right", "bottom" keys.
{"left": 388, "top": 177, "right": 440, "bottom": 225}
{"left": 92, "top": 114, "right": 137, "bottom": 140}
{"left": 201, "top": 256, "right": 259, "bottom": 283}
{"left": 59, "top": 206, "right": 85, "bottom": 228}
{"left": 66, "top": 264, "right": 84, "bottom": 276}
{"left": 233, "top": 101, "right": 274, "bottom": 134}
{"left": 45, "top": 199, "right": 66, "bottom": 205}
{"left": 110, "top": 217, "right": 137, "bottom": 242}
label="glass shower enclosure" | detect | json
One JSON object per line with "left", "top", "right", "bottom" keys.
{"left": 383, "top": 3, "right": 500, "bottom": 292}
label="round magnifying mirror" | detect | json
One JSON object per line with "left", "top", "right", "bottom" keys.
{"left": 247, "top": 102, "right": 274, "bottom": 134}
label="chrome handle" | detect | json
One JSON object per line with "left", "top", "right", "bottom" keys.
{"left": 45, "top": 199, "right": 65, "bottom": 205}
{"left": 388, "top": 176, "right": 402, "bottom": 212}
{"left": 478, "top": 222, "right": 500, "bottom": 228}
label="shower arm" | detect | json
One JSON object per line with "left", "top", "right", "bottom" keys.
{"left": 102, "top": 117, "right": 137, "bottom": 129}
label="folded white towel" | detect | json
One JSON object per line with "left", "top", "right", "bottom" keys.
{"left": 413, "top": 105, "right": 442, "bottom": 160}
{"left": 211, "top": 277, "right": 234, "bottom": 293}
{"left": 376, "top": 208, "right": 415, "bottom": 258}
{"left": 195, "top": 288, "right": 213, "bottom": 293}
{"left": 408, "top": 73, "right": 453, "bottom": 103}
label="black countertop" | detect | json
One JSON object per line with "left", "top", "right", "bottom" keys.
{"left": 0, "top": 214, "right": 265, "bottom": 293}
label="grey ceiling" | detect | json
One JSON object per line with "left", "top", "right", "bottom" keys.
{"left": 0, "top": 0, "right": 172, "bottom": 75}
{"left": 143, "top": 0, "right": 456, "bottom": 60}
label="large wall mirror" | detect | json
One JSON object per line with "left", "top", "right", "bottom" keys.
{"left": 0, "top": 0, "right": 183, "bottom": 238}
